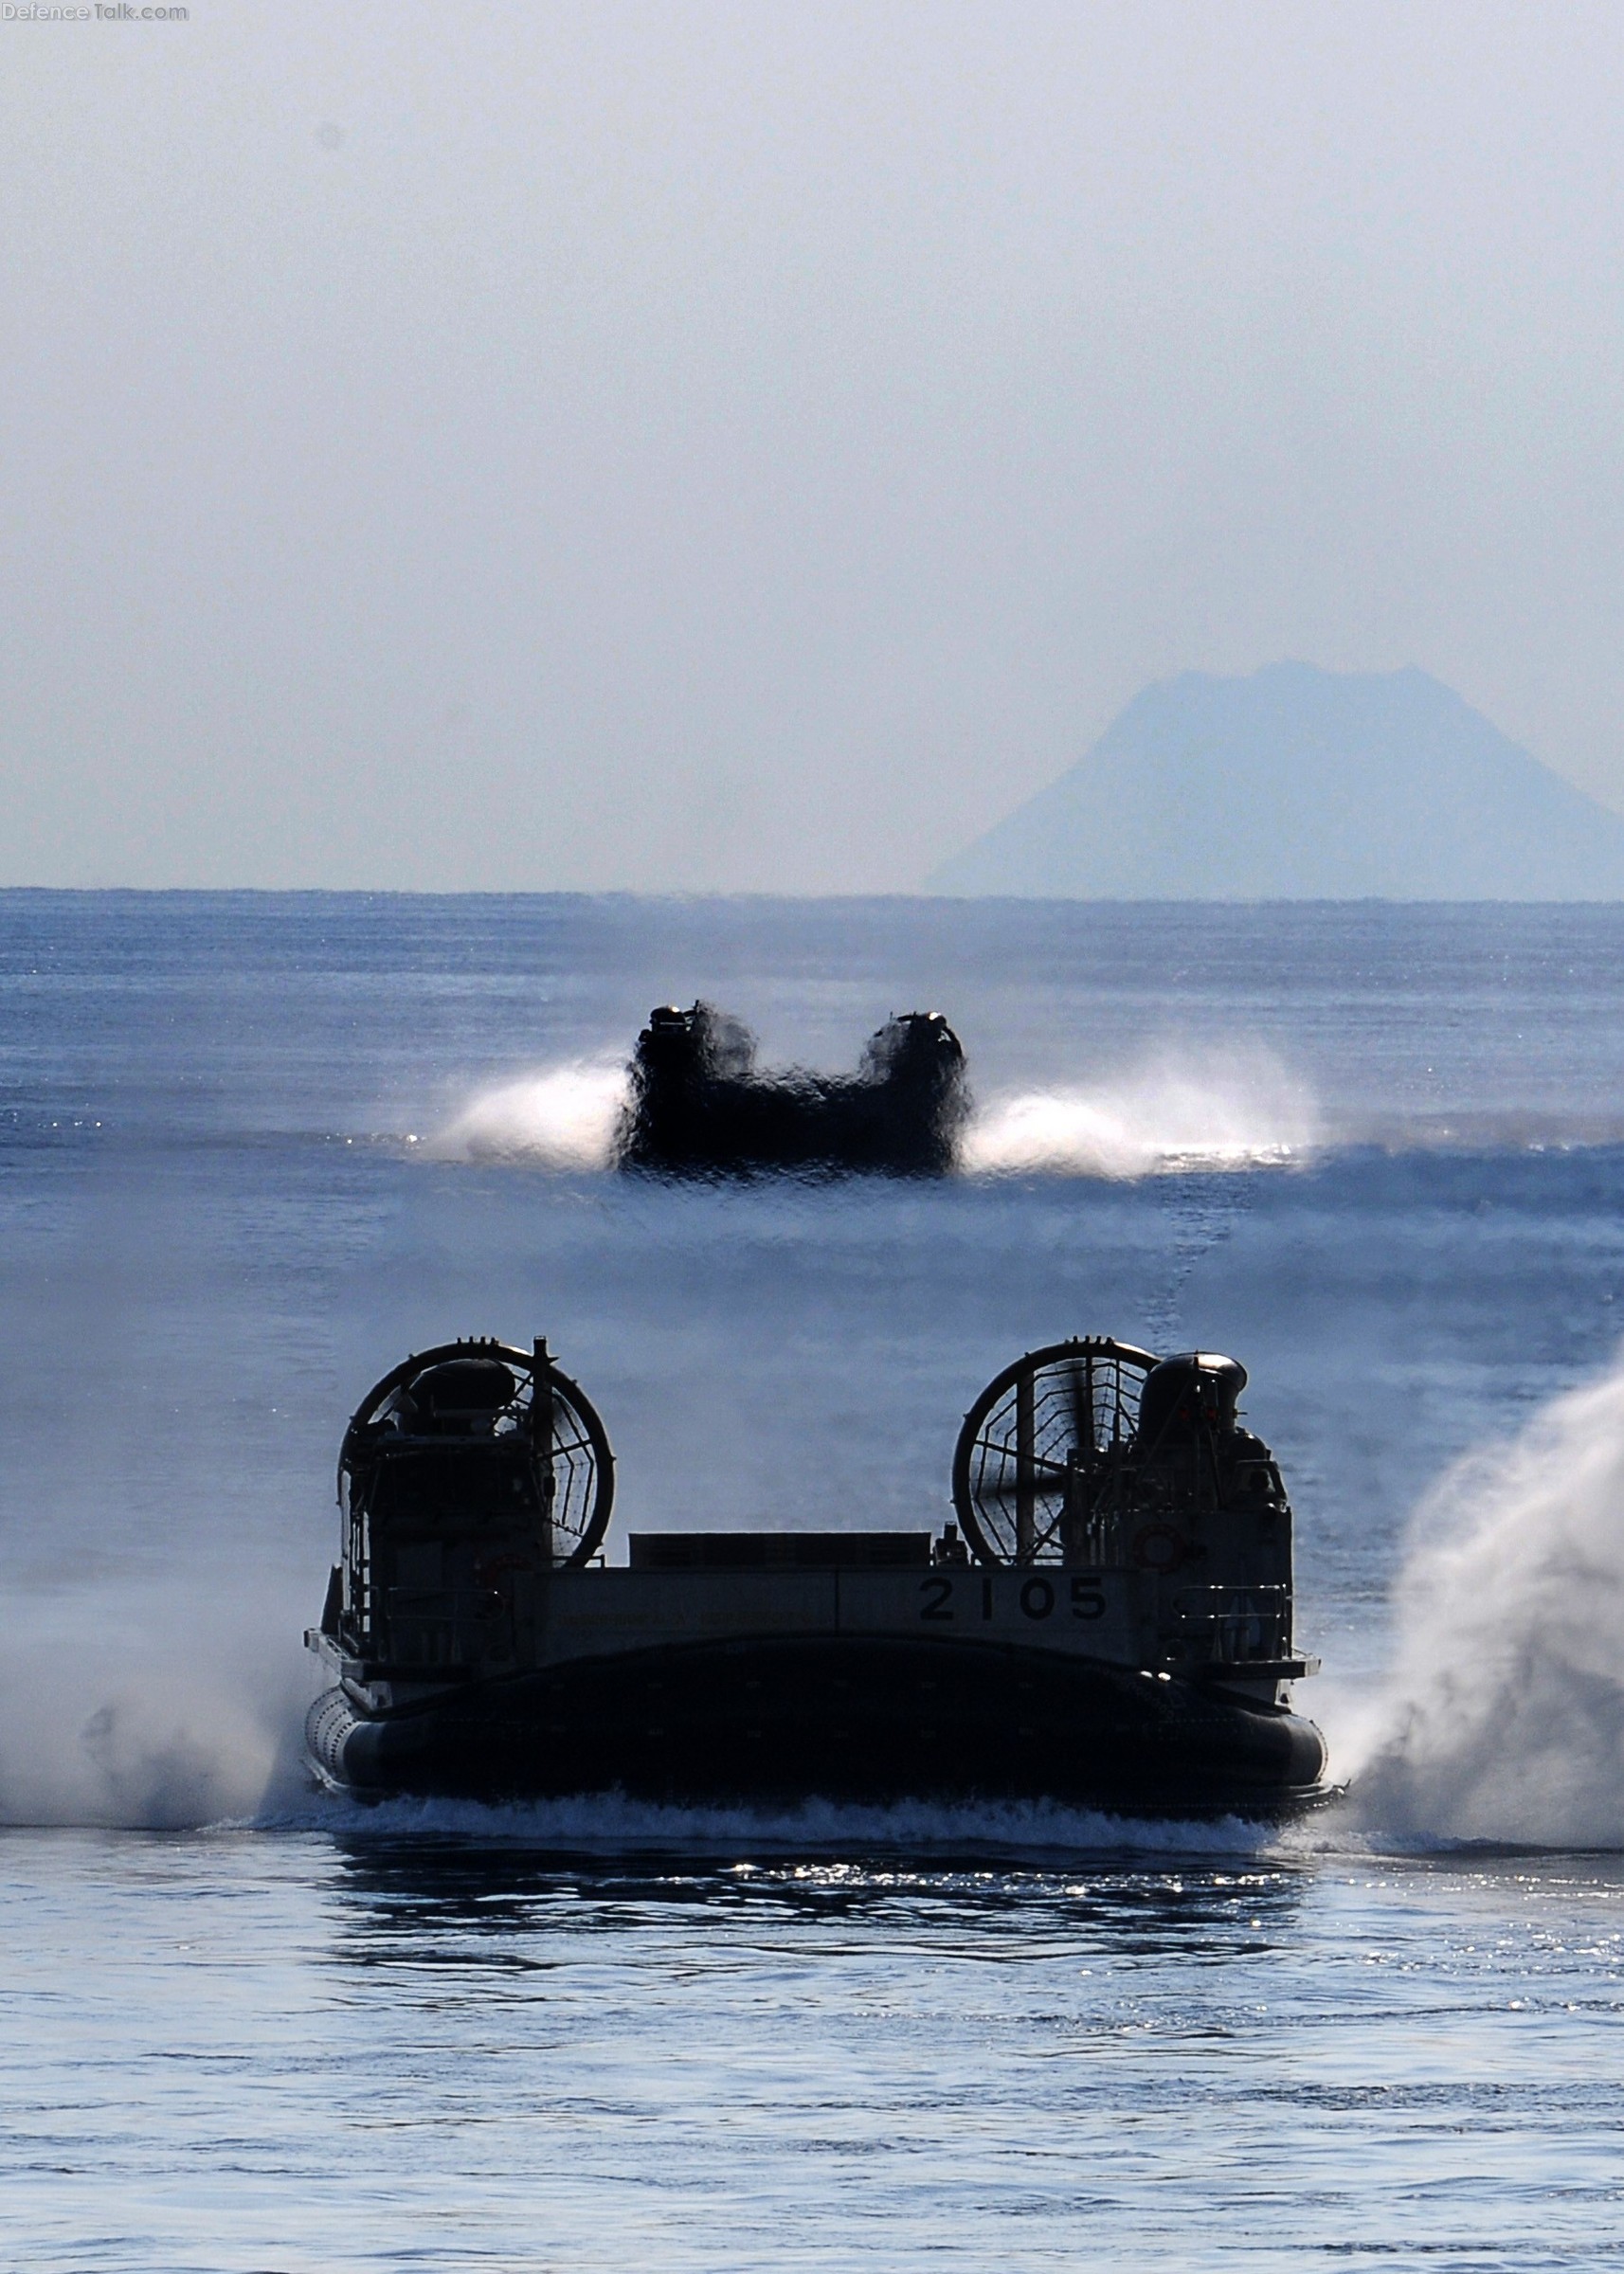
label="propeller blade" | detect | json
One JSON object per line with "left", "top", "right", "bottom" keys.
{"left": 1060, "top": 1359, "right": 1095, "bottom": 1463}
{"left": 975, "top": 1465, "right": 1069, "bottom": 1504}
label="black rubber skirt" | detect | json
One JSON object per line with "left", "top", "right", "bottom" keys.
{"left": 307, "top": 1633, "right": 1327, "bottom": 1814}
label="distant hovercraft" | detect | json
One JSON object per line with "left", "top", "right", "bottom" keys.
{"left": 616, "top": 1002, "right": 967, "bottom": 1175}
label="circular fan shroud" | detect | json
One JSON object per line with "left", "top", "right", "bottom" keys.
{"left": 340, "top": 1338, "right": 614, "bottom": 1568}
{"left": 952, "top": 1338, "right": 1159, "bottom": 1567}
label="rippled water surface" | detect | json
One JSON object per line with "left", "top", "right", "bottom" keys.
{"left": 4, "top": 894, "right": 1624, "bottom": 2268}
{"left": 6, "top": 1829, "right": 1622, "bottom": 2272}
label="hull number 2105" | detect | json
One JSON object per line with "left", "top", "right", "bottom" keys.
{"left": 918, "top": 1573, "right": 1106, "bottom": 1622}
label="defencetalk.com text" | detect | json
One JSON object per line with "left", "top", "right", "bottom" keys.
{"left": 3, "top": 6, "right": 189, "bottom": 18}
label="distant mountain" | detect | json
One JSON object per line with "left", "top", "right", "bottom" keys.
{"left": 928, "top": 662, "right": 1624, "bottom": 899}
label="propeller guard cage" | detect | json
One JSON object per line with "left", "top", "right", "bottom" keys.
{"left": 333, "top": 1339, "right": 615, "bottom": 1667}
{"left": 952, "top": 1338, "right": 1159, "bottom": 1567}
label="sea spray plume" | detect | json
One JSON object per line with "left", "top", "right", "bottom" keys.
{"left": 617, "top": 1002, "right": 968, "bottom": 1173}
{"left": 1359, "top": 1355, "right": 1624, "bottom": 1848}
{"left": 430, "top": 1057, "right": 628, "bottom": 1167}
{"left": 0, "top": 1584, "right": 311, "bottom": 1829}
{"left": 429, "top": 1033, "right": 1312, "bottom": 1180}
{"left": 961, "top": 1043, "right": 1320, "bottom": 1179}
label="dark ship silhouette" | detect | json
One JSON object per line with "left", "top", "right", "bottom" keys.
{"left": 305, "top": 1334, "right": 1326, "bottom": 1814}
{"left": 617, "top": 1002, "right": 967, "bottom": 1174}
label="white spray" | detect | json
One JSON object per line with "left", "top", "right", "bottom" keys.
{"left": 960, "top": 1043, "right": 1320, "bottom": 1178}
{"left": 1359, "top": 1354, "right": 1624, "bottom": 1848}
{"left": 429, "top": 1058, "right": 629, "bottom": 1168}
{"left": 0, "top": 1579, "right": 315, "bottom": 1830}
{"left": 429, "top": 1042, "right": 1319, "bottom": 1181}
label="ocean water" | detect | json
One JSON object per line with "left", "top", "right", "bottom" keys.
{"left": 3, "top": 892, "right": 1623, "bottom": 2270}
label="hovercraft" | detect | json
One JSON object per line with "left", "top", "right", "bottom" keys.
{"left": 305, "top": 1336, "right": 1326, "bottom": 1813}
{"left": 616, "top": 1002, "right": 967, "bottom": 1173}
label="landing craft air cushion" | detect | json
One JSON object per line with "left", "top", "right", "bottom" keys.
{"left": 304, "top": 1336, "right": 1327, "bottom": 1811}
{"left": 617, "top": 1002, "right": 968, "bottom": 1174}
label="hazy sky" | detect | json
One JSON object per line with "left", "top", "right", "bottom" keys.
{"left": 5, "top": 1, "right": 1624, "bottom": 891}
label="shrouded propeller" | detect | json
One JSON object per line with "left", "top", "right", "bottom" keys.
{"left": 951, "top": 1338, "right": 1158, "bottom": 1566}
{"left": 340, "top": 1337, "right": 615, "bottom": 1568}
